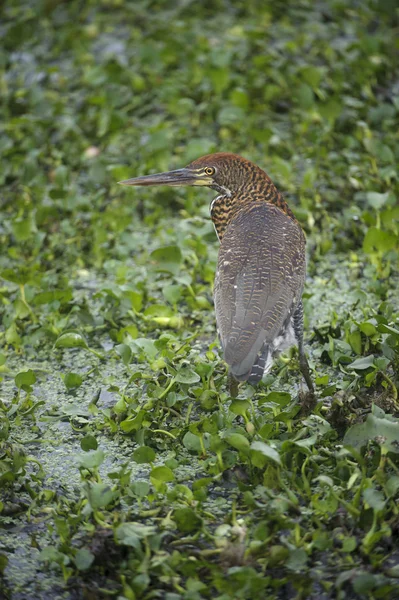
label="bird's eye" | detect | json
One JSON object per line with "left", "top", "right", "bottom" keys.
{"left": 205, "top": 167, "right": 215, "bottom": 176}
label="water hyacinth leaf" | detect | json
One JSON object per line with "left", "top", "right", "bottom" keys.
{"left": 363, "top": 487, "right": 385, "bottom": 513}
{"left": 115, "top": 522, "right": 156, "bottom": 548}
{"left": 15, "top": 369, "right": 36, "bottom": 391}
{"left": 80, "top": 435, "right": 98, "bottom": 452}
{"left": 174, "top": 507, "right": 203, "bottom": 533}
{"left": 78, "top": 449, "right": 105, "bottom": 469}
{"left": 131, "top": 481, "right": 150, "bottom": 498}
{"left": 229, "top": 399, "right": 251, "bottom": 417}
{"left": 115, "top": 343, "right": 132, "bottom": 366}
{"left": 344, "top": 412, "right": 399, "bottom": 454}
{"left": 74, "top": 548, "right": 95, "bottom": 571}
{"left": 87, "top": 483, "right": 114, "bottom": 509}
{"left": 131, "top": 338, "right": 158, "bottom": 361}
{"left": 163, "top": 284, "right": 182, "bottom": 304}
{"left": 123, "top": 290, "right": 143, "bottom": 312}
{"left": 258, "top": 391, "right": 291, "bottom": 407}
{"left": 150, "top": 245, "right": 182, "bottom": 275}
{"left": 132, "top": 446, "right": 156, "bottom": 464}
{"left": 225, "top": 433, "right": 250, "bottom": 452}
{"left": 363, "top": 227, "right": 397, "bottom": 254}
{"left": 55, "top": 332, "right": 88, "bottom": 350}
{"left": 365, "top": 191, "right": 390, "bottom": 209}
{"left": 378, "top": 324, "right": 399, "bottom": 338}
{"left": 251, "top": 441, "right": 282, "bottom": 466}
{"left": 150, "top": 465, "right": 174, "bottom": 483}
{"left": 286, "top": 548, "right": 308, "bottom": 571}
{"left": 64, "top": 372, "right": 83, "bottom": 389}
{"left": 175, "top": 367, "right": 200, "bottom": 384}
{"left": 347, "top": 355, "right": 376, "bottom": 370}
{"left": 183, "top": 431, "right": 203, "bottom": 452}
{"left": 0, "top": 554, "right": 8, "bottom": 575}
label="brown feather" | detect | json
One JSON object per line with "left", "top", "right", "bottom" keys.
{"left": 214, "top": 202, "right": 305, "bottom": 380}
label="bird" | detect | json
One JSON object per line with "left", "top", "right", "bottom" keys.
{"left": 119, "top": 153, "right": 314, "bottom": 395}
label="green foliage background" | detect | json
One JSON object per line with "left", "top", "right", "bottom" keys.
{"left": 1, "top": 1, "right": 399, "bottom": 599}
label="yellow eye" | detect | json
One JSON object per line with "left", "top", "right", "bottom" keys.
{"left": 205, "top": 167, "right": 215, "bottom": 176}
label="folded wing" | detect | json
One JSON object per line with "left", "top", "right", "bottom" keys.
{"left": 214, "top": 202, "right": 306, "bottom": 380}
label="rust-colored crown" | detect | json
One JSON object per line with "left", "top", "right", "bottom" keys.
{"left": 188, "top": 153, "right": 296, "bottom": 240}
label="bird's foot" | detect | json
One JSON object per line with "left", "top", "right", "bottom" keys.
{"left": 297, "top": 388, "right": 317, "bottom": 416}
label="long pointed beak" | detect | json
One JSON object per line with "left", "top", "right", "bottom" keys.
{"left": 118, "top": 168, "right": 212, "bottom": 187}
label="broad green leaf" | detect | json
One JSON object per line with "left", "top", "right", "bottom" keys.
{"left": 363, "top": 227, "right": 397, "bottom": 254}
{"left": 80, "top": 435, "right": 98, "bottom": 451}
{"left": 87, "top": 483, "right": 114, "bottom": 509}
{"left": 363, "top": 487, "right": 385, "bottom": 513}
{"left": 64, "top": 372, "right": 83, "bottom": 390}
{"left": 229, "top": 399, "right": 251, "bottom": 417}
{"left": 55, "top": 332, "right": 88, "bottom": 350}
{"left": 78, "top": 449, "right": 104, "bottom": 469}
{"left": 150, "top": 245, "right": 182, "bottom": 275}
{"left": 74, "top": 548, "right": 94, "bottom": 571}
{"left": 251, "top": 441, "right": 281, "bottom": 466}
{"left": 150, "top": 465, "right": 174, "bottom": 482}
{"left": 347, "top": 355, "right": 375, "bottom": 370}
{"left": 344, "top": 411, "right": 399, "bottom": 454}
{"left": 225, "top": 433, "right": 250, "bottom": 452}
{"left": 132, "top": 446, "right": 156, "bottom": 464}
{"left": 15, "top": 369, "right": 36, "bottom": 390}
{"left": 115, "top": 522, "right": 156, "bottom": 548}
{"left": 175, "top": 367, "right": 200, "bottom": 384}
{"left": 174, "top": 507, "right": 203, "bottom": 533}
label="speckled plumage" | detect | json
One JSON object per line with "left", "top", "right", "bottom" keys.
{"left": 187, "top": 153, "right": 312, "bottom": 389}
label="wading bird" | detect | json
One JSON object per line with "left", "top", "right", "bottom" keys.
{"left": 119, "top": 153, "right": 313, "bottom": 395}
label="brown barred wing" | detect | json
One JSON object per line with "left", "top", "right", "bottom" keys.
{"left": 214, "top": 202, "right": 306, "bottom": 381}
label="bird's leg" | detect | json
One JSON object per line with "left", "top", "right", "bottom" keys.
{"left": 293, "top": 301, "right": 314, "bottom": 395}
{"left": 227, "top": 371, "right": 239, "bottom": 398}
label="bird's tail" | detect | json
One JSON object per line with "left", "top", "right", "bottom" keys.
{"left": 230, "top": 343, "right": 271, "bottom": 385}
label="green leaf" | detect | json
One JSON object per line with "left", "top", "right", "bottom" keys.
{"left": 87, "top": 483, "right": 114, "bottom": 509}
{"left": 251, "top": 441, "right": 282, "bottom": 466}
{"left": 286, "top": 548, "right": 308, "bottom": 571}
{"left": 182, "top": 431, "right": 202, "bottom": 452}
{"left": 15, "top": 369, "right": 36, "bottom": 391}
{"left": 229, "top": 399, "right": 251, "bottom": 417}
{"left": 131, "top": 481, "right": 150, "bottom": 498}
{"left": 115, "top": 522, "right": 156, "bottom": 548}
{"left": 344, "top": 411, "right": 399, "bottom": 454}
{"left": 123, "top": 290, "right": 143, "bottom": 312}
{"left": 348, "top": 331, "right": 362, "bottom": 355}
{"left": 347, "top": 355, "right": 375, "bottom": 370}
{"left": 365, "top": 192, "right": 389, "bottom": 209}
{"left": 163, "top": 284, "right": 182, "bottom": 304}
{"left": 363, "top": 227, "right": 397, "bottom": 254}
{"left": 225, "top": 433, "right": 250, "bottom": 452}
{"left": 174, "top": 507, "right": 203, "bottom": 533}
{"left": 132, "top": 446, "right": 156, "bottom": 464}
{"left": 363, "top": 487, "right": 385, "bottom": 513}
{"left": 64, "top": 372, "right": 83, "bottom": 389}
{"left": 74, "top": 548, "right": 94, "bottom": 571}
{"left": 259, "top": 392, "right": 291, "bottom": 407}
{"left": 80, "top": 435, "right": 98, "bottom": 451}
{"left": 0, "top": 553, "right": 8, "bottom": 575}
{"left": 78, "top": 449, "right": 104, "bottom": 469}
{"left": 175, "top": 367, "right": 200, "bottom": 384}
{"left": 115, "top": 343, "right": 132, "bottom": 366}
{"left": 55, "top": 332, "right": 88, "bottom": 350}
{"left": 150, "top": 465, "right": 175, "bottom": 483}
{"left": 150, "top": 245, "right": 182, "bottom": 275}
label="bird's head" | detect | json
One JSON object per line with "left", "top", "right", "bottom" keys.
{"left": 119, "top": 152, "right": 268, "bottom": 197}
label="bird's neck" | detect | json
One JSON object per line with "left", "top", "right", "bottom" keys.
{"left": 210, "top": 180, "right": 295, "bottom": 241}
